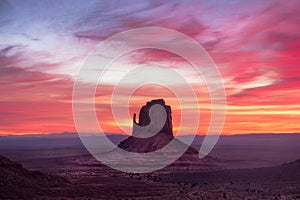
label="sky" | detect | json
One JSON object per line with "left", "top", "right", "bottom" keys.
{"left": 0, "top": 0, "right": 299, "bottom": 135}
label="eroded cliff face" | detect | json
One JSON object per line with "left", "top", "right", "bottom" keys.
{"left": 118, "top": 99, "right": 174, "bottom": 153}
{"left": 133, "top": 99, "right": 173, "bottom": 137}
{"left": 117, "top": 99, "right": 219, "bottom": 171}
{"left": 117, "top": 99, "right": 189, "bottom": 153}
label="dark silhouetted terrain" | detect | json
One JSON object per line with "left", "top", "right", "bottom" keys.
{"left": 0, "top": 154, "right": 68, "bottom": 199}
{"left": 0, "top": 152, "right": 299, "bottom": 199}
{"left": 0, "top": 99, "right": 299, "bottom": 199}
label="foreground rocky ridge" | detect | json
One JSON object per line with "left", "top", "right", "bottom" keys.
{"left": 0, "top": 154, "right": 68, "bottom": 199}
{"left": 1, "top": 153, "right": 300, "bottom": 199}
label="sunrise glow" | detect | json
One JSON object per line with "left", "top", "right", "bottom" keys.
{"left": 1, "top": 1, "right": 299, "bottom": 135}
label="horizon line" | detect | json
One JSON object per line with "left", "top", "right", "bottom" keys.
{"left": 1, "top": 131, "right": 300, "bottom": 137}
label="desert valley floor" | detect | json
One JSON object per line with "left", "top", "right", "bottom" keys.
{"left": 1, "top": 133, "right": 300, "bottom": 199}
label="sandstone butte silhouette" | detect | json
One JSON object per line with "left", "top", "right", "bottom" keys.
{"left": 117, "top": 99, "right": 217, "bottom": 168}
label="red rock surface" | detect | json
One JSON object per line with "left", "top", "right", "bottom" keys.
{"left": 118, "top": 99, "right": 220, "bottom": 170}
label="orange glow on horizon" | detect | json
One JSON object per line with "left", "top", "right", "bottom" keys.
{"left": 1, "top": 1, "right": 300, "bottom": 136}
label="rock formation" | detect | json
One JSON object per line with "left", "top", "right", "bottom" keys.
{"left": 118, "top": 99, "right": 220, "bottom": 170}
{"left": 118, "top": 99, "right": 174, "bottom": 153}
{"left": 133, "top": 99, "right": 173, "bottom": 136}
{"left": 0, "top": 154, "right": 67, "bottom": 199}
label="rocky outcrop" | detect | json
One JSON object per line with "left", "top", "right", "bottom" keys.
{"left": 119, "top": 99, "right": 174, "bottom": 153}
{"left": 0, "top": 154, "right": 68, "bottom": 199}
{"left": 118, "top": 99, "right": 220, "bottom": 170}
{"left": 133, "top": 99, "right": 173, "bottom": 136}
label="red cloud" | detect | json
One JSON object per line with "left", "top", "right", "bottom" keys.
{"left": 1, "top": 1, "right": 300, "bottom": 135}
